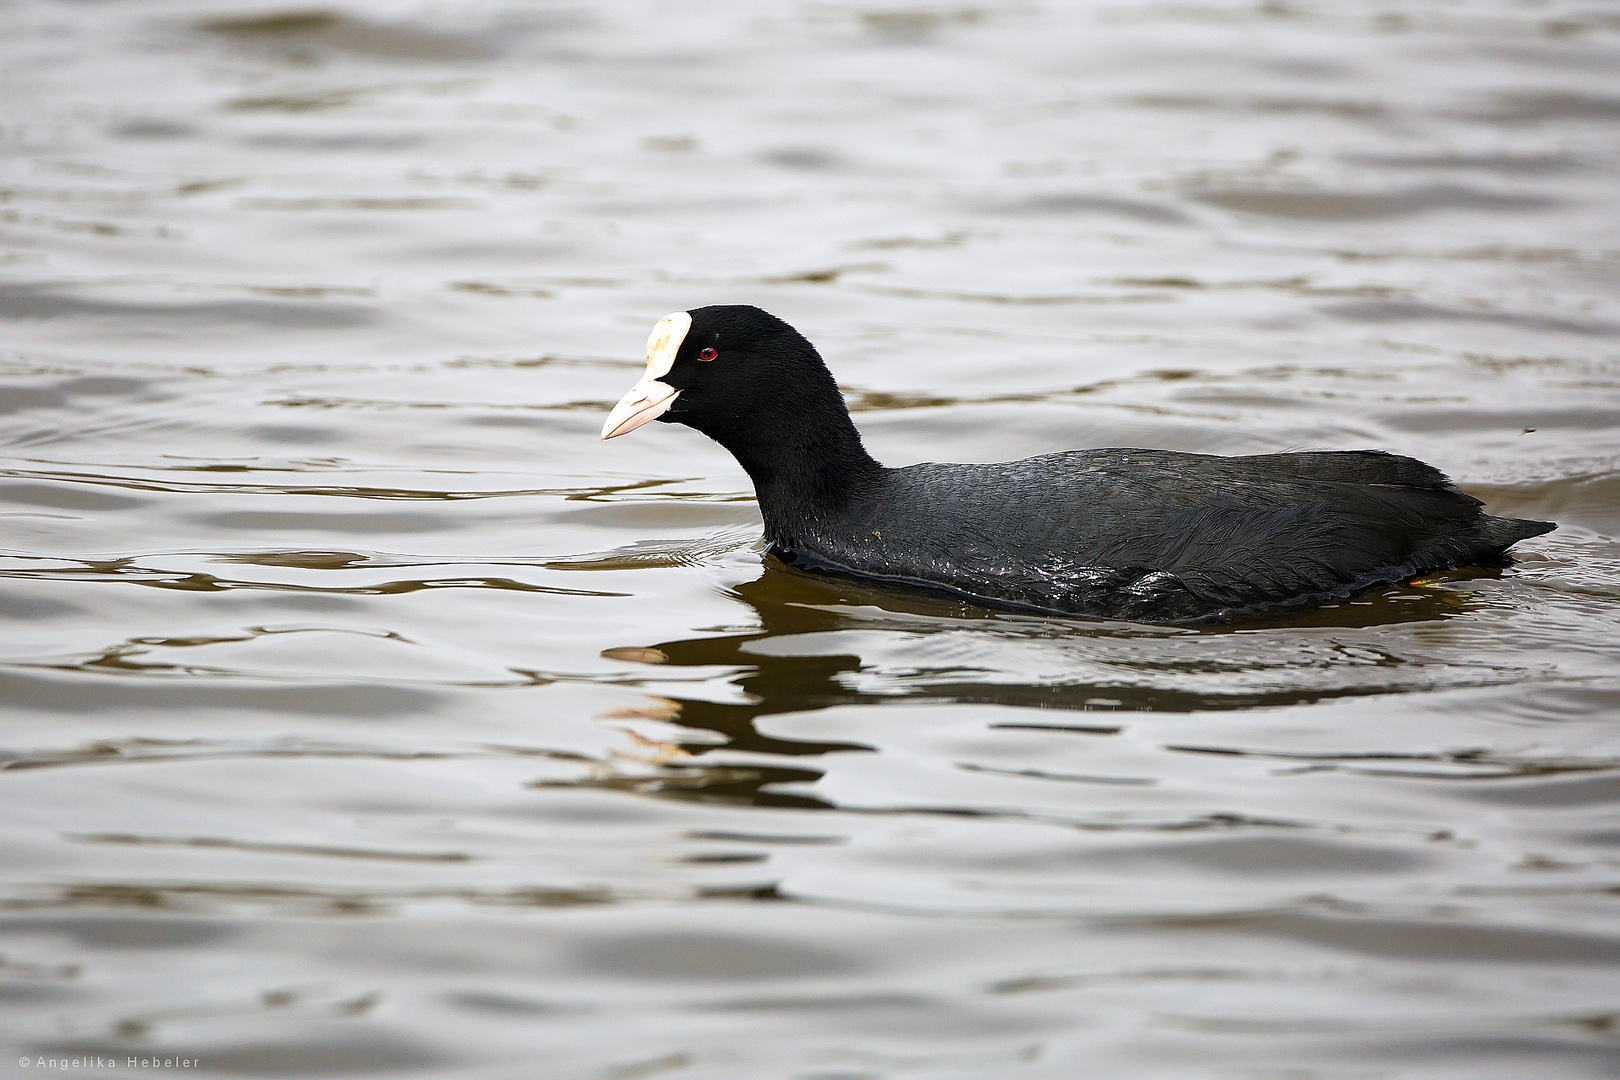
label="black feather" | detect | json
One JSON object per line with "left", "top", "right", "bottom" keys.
{"left": 633, "top": 305, "right": 1556, "bottom": 624}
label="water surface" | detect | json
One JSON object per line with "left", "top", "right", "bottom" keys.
{"left": 2, "top": 2, "right": 1618, "bottom": 1077}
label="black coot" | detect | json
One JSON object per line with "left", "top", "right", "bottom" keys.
{"left": 602, "top": 305, "right": 1555, "bottom": 623}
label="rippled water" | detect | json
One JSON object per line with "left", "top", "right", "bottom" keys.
{"left": 3, "top": 2, "right": 1619, "bottom": 1077}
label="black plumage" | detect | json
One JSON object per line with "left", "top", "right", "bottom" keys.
{"left": 602, "top": 305, "right": 1555, "bottom": 624}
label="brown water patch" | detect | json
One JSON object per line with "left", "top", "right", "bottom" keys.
{"left": 534, "top": 761, "right": 835, "bottom": 810}
{"left": 861, "top": 8, "right": 985, "bottom": 45}
{"left": 246, "top": 132, "right": 425, "bottom": 151}
{"left": 761, "top": 147, "right": 843, "bottom": 171}
{"left": 6, "top": 882, "right": 613, "bottom": 916}
{"left": 113, "top": 119, "right": 195, "bottom": 140}
{"left": 758, "top": 263, "right": 886, "bottom": 285}
{"left": 201, "top": 10, "right": 493, "bottom": 62}
{"left": 0, "top": 386, "right": 69, "bottom": 414}
{"left": 848, "top": 232, "right": 969, "bottom": 250}
{"left": 1194, "top": 185, "right": 1554, "bottom": 220}
{"left": 1343, "top": 150, "right": 1587, "bottom": 175}
{"left": 573, "top": 931, "right": 862, "bottom": 981}
{"left": 993, "top": 193, "right": 1192, "bottom": 225}
{"left": 0, "top": 915, "right": 238, "bottom": 948}
{"left": 448, "top": 280, "right": 554, "bottom": 298}
{"left": 1323, "top": 299, "right": 1618, "bottom": 336}
{"left": 988, "top": 722, "right": 1122, "bottom": 736}
{"left": 685, "top": 831, "right": 847, "bottom": 846}
{"left": 1167, "top": 744, "right": 1615, "bottom": 781}
{"left": 1059, "top": 835, "right": 1434, "bottom": 875}
{"left": 1192, "top": 910, "right": 1620, "bottom": 964}
{"left": 1466, "top": 90, "right": 1620, "bottom": 124}
{"left": 1126, "top": 93, "right": 1386, "bottom": 120}
{"left": 1459, "top": 772, "right": 1620, "bottom": 807}
{"left": 0, "top": 481, "right": 147, "bottom": 510}
{"left": 227, "top": 88, "right": 379, "bottom": 113}
{"left": 443, "top": 990, "right": 562, "bottom": 1016}
{"left": 0, "top": 592, "right": 84, "bottom": 619}
{"left": 238, "top": 197, "right": 477, "bottom": 210}
{"left": 218, "top": 550, "right": 373, "bottom": 570}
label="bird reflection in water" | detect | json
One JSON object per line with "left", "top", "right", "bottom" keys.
{"left": 572, "top": 560, "right": 1492, "bottom": 810}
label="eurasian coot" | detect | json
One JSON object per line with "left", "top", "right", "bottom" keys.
{"left": 601, "top": 305, "right": 1554, "bottom": 623}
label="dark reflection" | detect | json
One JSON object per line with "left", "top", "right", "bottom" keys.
{"left": 535, "top": 761, "right": 832, "bottom": 810}
{"left": 1467, "top": 91, "right": 1620, "bottom": 125}
{"left": 112, "top": 119, "right": 195, "bottom": 140}
{"left": 200, "top": 9, "right": 493, "bottom": 63}
{"left": 1194, "top": 184, "right": 1554, "bottom": 220}
{"left": 444, "top": 990, "right": 562, "bottom": 1017}
{"left": 995, "top": 193, "right": 1192, "bottom": 225}
{"left": 0, "top": 915, "right": 236, "bottom": 949}
{"left": 1168, "top": 743, "right": 1619, "bottom": 781}
{"left": 607, "top": 563, "right": 1499, "bottom": 767}
{"left": 1214, "top": 576, "right": 1495, "bottom": 630}
{"left": 4, "top": 882, "right": 611, "bottom": 916}
{"left": 1341, "top": 150, "right": 1586, "bottom": 175}
{"left": 1321, "top": 297, "right": 1618, "bottom": 336}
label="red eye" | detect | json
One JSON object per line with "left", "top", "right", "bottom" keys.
{"left": 698, "top": 347, "right": 717, "bottom": 361}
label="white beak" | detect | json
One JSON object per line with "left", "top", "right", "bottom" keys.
{"left": 601, "top": 375, "right": 680, "bottom": 440}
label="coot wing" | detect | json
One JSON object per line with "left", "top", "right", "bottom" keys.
{"left": 805, "top": 449, "right": 1545, "bottom": 621}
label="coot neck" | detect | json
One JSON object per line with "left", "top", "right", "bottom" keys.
{"left": 698, "top": 392, "right": 884, "bottom": 544}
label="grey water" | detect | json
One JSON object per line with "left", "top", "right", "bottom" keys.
{"left": 2, "top": 2, "right": 1618, "bottom": 1077}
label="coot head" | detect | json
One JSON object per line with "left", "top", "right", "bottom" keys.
{"left": 601, "top": 304, "right": 847, "bottom": 446}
